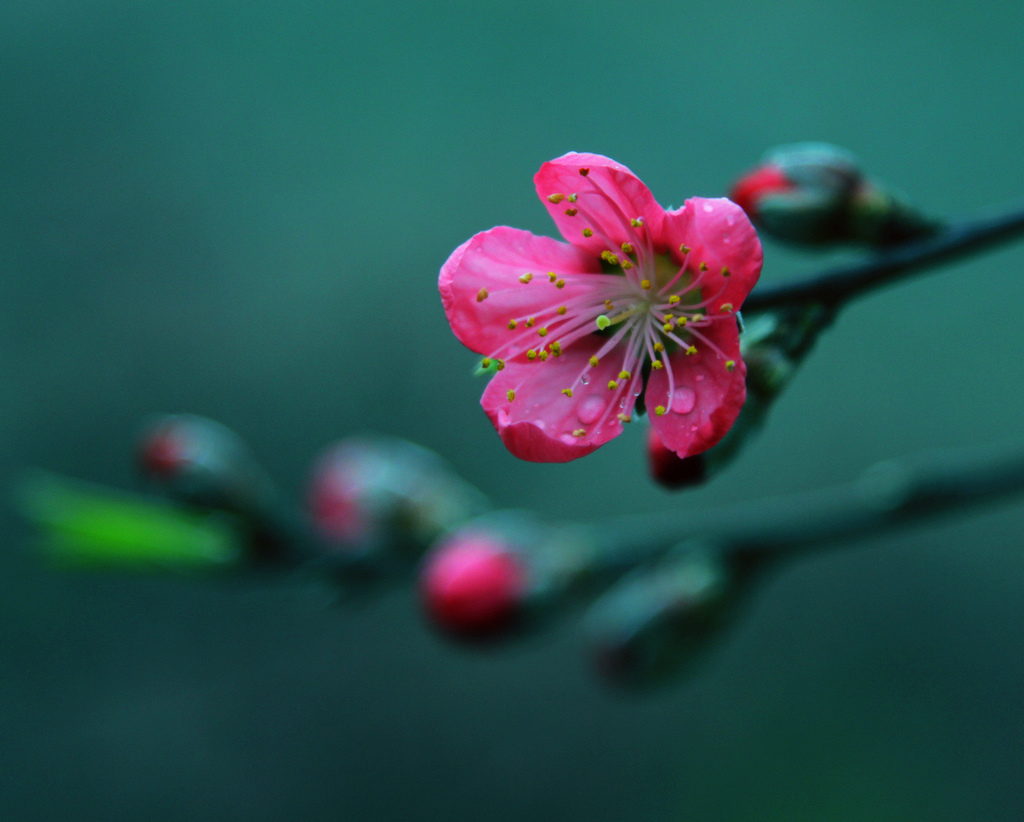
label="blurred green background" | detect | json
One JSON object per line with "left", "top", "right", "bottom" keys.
{"left": 1, "top": 1, "right": 1022, "bottom": 819}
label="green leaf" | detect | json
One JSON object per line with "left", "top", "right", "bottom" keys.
{"left": 17, "top": 472, "right": 243, "bottom": 572}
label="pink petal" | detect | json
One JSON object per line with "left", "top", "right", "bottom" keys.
{"left": 660, "top": 197, "right": 763, "bottom": 311}
{"left": 645, "top": 319, "right": 746, "bottom": 458}
{"left": 480, "top": 338, "right": 639, "bottom": 463}
{"left": 534, "top": 152, "right": 665, "bottom": 257}
{"left": 439, "top": 226, "right": 598, "bottom": 356}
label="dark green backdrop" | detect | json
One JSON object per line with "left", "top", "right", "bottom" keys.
{"left": 1, "top": 2, "right": 1022, "bottom": 819}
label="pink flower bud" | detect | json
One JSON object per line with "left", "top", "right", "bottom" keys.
{"left": 420, "top": 531, "right": 527, "bottom": 639}
{"left": 731, "top": 143, "right": 936, "bottom": 246}
{"left": 307, "top": 438, "right": 485, "bottom": 557}
{"left": 137, "top": 415, "right": 268, "bottom": 514}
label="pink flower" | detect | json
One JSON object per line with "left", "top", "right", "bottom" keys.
{"left": 439, "top": 152, "right": 763, "bottom": 463}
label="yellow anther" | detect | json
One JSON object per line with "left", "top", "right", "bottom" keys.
{"left": 526, "top": 317, "right": 535, "bottom": 327}
{"left": 641, "top": 279, "right": 652, "bottom": 289}
{"left": 607, "top": 380, "right": 619, "bottom": 390}
{"left": 579, "top": 167, "right": 590, "bottom": 176}
{"left": 547, "top": 193, "right": 565, "bottom": 203}
{"left": 651, "top": 360, "right": 664, "bottom": 370}
{"left": 621, "top": 242, "right": 633, "bottom": 254}
{"left": 655, "top": 405, "right": 667, "bottom": 416}
{"left": 653, "top": 342, "right": 664, "bottom": 353}
{"left": 630, "top": 218, "right": 642, "bottom": 227}
{"left": 604, "top": 300, "right": 614, "bottom": 310}
{"left": 568, "top": 193, "right": 577, "bottom": 202}
{"left": 557, "top": 306, "right": 567, "bottom": 315}
{"left": 699, "top": 261, "right": 708, "bottom": 272}
{"left": 692, "top": 313, "right": 704, "bottom": 322}
{"left": 686, "top": 345, "right": 697, "bottom": 356}
{"left": 550, "top": 341, "right": 562, "bottom": 355}
{"left": 582, "top": 228, "right": 593, "bottom": 238}
{"left": 539, "top": 350, "right": 549, "bottom": 361}
{"left": 589, "top": 355, "right": 599, "bottom": 367}
{"left": 538, "top": 327, "right": 548, "bottom": 337}
{"left": 721, "top": 266, "right": 731, "bottom": 277}
{"left": 621, "top": 259, "right": 633, "bottom": 269}
{"left": 508, "top": 319, "right": 517, "bottom": 329}
{"left": 496, "top": 358, "right": 506, "bottom": 370}
{"left": 668, "top": 295, "right": 680, "bottom": 305}
{"left": 595, "top": 315, "right": 611, "bottom": 331}
{"left": 565, "top": 208, "right": 578, "bottom": 216}
{"left": 677, "top": 316, "right": 688, "bottom": 326}
{"left": 548, "top": 272, "right": 557, "bottom": 282}
{"left": 481, "top": 358, "right": 492, "bottom": 368}
{"left": 562, "top": 388, "right": 573, "bottom": 397}
{"left": 679, "top": 244, "right": 691, "bottom": 254}
{"left": 527, "top": 350, "right": 537, "bottom": 361}
{"left": 555, "top": 279, "right": 565, "bottom": 289}
{"left": 725, "top": 360, "right": 736, "bottom": 371}
{"left": 573, "top": 428, "right": 586, "bottom": 437}
{"left": 507, "top": 390, "right": 516, "bottom": 401}
{"left": 617, "top": 413, "right": 632, "bottom": 423}
{"left": 519, "top": 272, "right": 533, "bottom": 283}
{"left": 618, "top": 370, "right": 631, "bottom": 380}
{"left": 476, "top": 288, "right": 488, "bottom": 302}
{"left": 720, "top": 302, "right": 733, "bottom": 312}
{"left": 663, "top": 313, "right": 673, "bottom": 321}
{"left": 601, "top": 252, "right": 620, "bottom": 265}
{"left": 662, "top": 322, "right": 673, "bottom": 333}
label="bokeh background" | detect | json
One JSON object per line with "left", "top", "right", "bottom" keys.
{"left": 2, "top": 1, "right": 1022, "bottom": 819}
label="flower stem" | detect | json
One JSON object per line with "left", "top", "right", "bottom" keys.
{"left": 744, "top": 200, "right": 1024, "bottom": 312}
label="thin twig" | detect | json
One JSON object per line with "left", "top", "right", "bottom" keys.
{"left": 744, "top": 202, "right": 1024, "bottom": 312}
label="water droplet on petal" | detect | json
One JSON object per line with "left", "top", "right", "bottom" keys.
{"left": 695, "top": 374, "right": 705, "bottom": 382}
{"left": 703, "top": 203, "right": 714, "bottom": 213}
{"left": 690, "top": 424, "right": 699, "bottom": 433}
{"left": 619, "top": 397, "right": 627, "bottom": 408}
{"left": 578, "top": 395, "right": 605, "bottom": 425}
{"left": 632, "top": 384, "right": 642, "bottom": 396}
{"left": 580, "top": 374, "right": 590, "bottom": 385}
{"left": 671, "top": 386, "right": 696, "bottom": 414}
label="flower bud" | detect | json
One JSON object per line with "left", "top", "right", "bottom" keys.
{"left": 420, "top": 529, "right": 528, "bottom": 639}
{"left": 646, "top": 427, "right": 707, "bottom": 489}
{"left": 731, "top": 143, "right": 938, "bottom": 246}
{"left": 307, "top": 437, "right": 486, "bottom": 563}
{"left": 138, "top": 415, "right": 273, "bottom": 516}
{"left": 585, "top": 547, "right": 738, "bottom": 689}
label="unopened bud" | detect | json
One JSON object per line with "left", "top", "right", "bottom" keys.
{"left": 138, "top": 415, "right": 272, "bottom": 516}
{"left": 647, "top": 427, "right": 708, "bottom": 489}
{"left": 586, "top": 547, "right": 737, "bottom": 689}
{"left": 731, "top": 143, "right": 938, "bottom": 247}
{"left": 420, "top": 529, "right": 528, "bottom": 639}
{"left": 308, "top": 437, "right": 485, "bottom": 562}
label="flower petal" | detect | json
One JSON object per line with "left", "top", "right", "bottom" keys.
{"left": 480, "top": 337, "right": 639, "bottom": 463}
{"left": 661, "top": 197, "right": 763, "bottom": 311}
{"left": 535, "top": 152, "right": 665, "bottom": 257}
{"left": 645, "top": 319, "right": 746, "bottom": 459}
{"left": 439, "top": 226, "right": 598, "bottom": 356}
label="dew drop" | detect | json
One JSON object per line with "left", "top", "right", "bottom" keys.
{"left": 578, "top": 395, "right": 605, "bottom": 425}
{"left": 632, "top": 384, "right": 642, "bottom": 396}
{"left": 559, "top": 433, "right": 578, "bottom": 446}
{"left": 580, "top": 374, "right": 591, "bottom": 385}
{"left": 695, "top": 374, "right": 705, "bottom": 383}
{"left": 619, "top": 397, "right": 627, "bottom": 409}
{"left": 671, "top": 386, "right": 696, "bottom": 414}
{"left": 690, "top": 424, "right": 699, "bottom": 432}
{"left": 702, "top": 203, "right": 714, "bottom": 213}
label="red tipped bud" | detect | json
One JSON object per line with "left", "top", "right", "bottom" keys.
{"left": 420, "top": 531, "right": 527, "bottom": 639}
{"left": 729, "top": 163, "right": 794, "bottom": 219}
{"left": 307, "top": 438, "right": 485, "bottom": 558}
{"left": 731, "top": 143, "right": 937, "bottom": 247}
{"left": 647, "top": 427, "right": 707, "bottom": 489}
{"left": 137, "top": 415, "right": 269, "bottom": 514}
